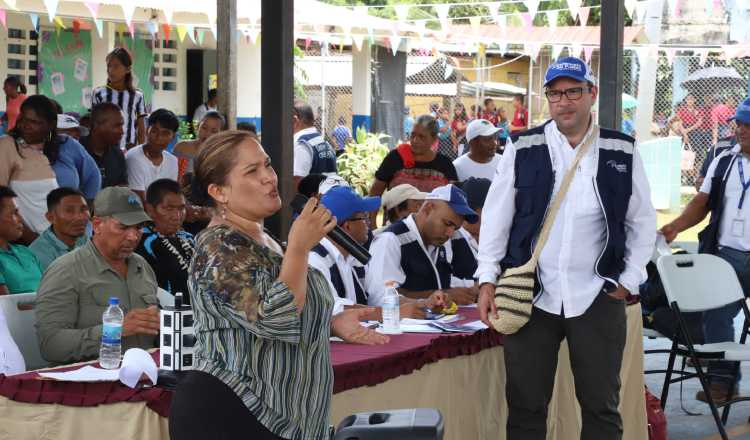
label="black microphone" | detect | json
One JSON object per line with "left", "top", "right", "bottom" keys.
{"left": 290, "top": 194, "right": 372, "bottom": 265}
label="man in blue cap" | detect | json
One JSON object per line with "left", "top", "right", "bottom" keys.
{"left": 310, "top": 186, "right": 444, "bottom": 320}
{"left": 662, "top": 96, "right": 750, "bottom": 403}
{"left": 366, "top": 184, "right": 480, "bottom": 307}
{"left": 477, "top": 57, "right": 656, "bottom": 439}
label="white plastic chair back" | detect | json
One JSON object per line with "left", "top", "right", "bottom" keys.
{"left": 0, "top": 293, "right": 49, "bottom": 370}
{"left": 672, "top": 241, "right": 699, "bottom": 254}
{"left": 656, "top": 254, "right": 744, "bottom": 313}
{"left": 157, "top": 288, "right": 174, "bottom": 308}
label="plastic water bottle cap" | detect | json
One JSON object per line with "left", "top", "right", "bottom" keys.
{"left": 108, "top": 297, "right": 119, "bottom": 305}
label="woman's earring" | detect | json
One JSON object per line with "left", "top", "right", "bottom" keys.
{"left": 221, "top": 203, "right": 227, "bottom": 220}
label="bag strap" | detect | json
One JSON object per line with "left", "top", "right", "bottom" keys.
{"left": 528, "top": 125, "right": 599, "bottom": 265}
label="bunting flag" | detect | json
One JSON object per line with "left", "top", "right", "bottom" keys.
{"left": 571, "top": 44, "right": 582, "bottom": 58}
{"left": 497, "top": 41, "right": 507, "bottom": 55}
{"left": 338, "top": 37, "right": 345, "bottom": 54}
{"left": 127, "top": 21, "right": 135, "bottom": 37}
{"left": 394, "top": 4, "right": 410, "bottom": 23}
{"left": 566, "top": 0, "right": 582, "bottom": 22}
{"left": 304, "top": 37, "right": 312, "bottom": 50}
{"left": 583, "top": 45, "right": 594, "bottom": 62}
{"left": 551, "top": 44, "right": 564, "bottom": 60}
{"left": 415, "top": 21, "right": 426, "bottom": 38}
{"left": 495, "top": 14, "right": 507, "bottom": 29}
{"left": 162, "top": 23, "right": 171, "bottom": 42}
{"left": 162, "top": 6, "right": 174, "bottom": 25}
{"left": 519, "top": 12, "right": 533, "bottom": 29}
{"left": 0, "top": 10, "right": 6, "bottom": 30}
{"left": 638, "top": 4, "right": 648, "bottom": 23}
{"left": 187, "top": 25, "right": 196, "bottom": 44}
{"left": 526, "top": 42, "right": 541, "bottom": 60}
{"left": 341, "top": 23, "right": 352, "bottom": 39}
{"left": 624, "top": 0, "right": 638, "bottom": 21}
{"left": 663, "top": 48, "right": 677, "bottom": 64}
{"left": 469, "top": 16, "right": 481, "bottom": 35}
{"left": 94, "top": 18, "right": 103, "bottom": 38}
{"left": 487, "top": 1, "right": 502, "bottom": 22}
{"left": 578, "top": 7, "right": 590, "bottom": 26}
{"left": 84, "top": 1, "right": 99, "bottom": 20}
{"left": 72, "top": 19, "right": 81, "bottom": 35}
{"left": 53, "top": 16, "right": 65, "bottom": 29}
{"left": 42, "top": 0, "right": 59, "bottom": 23}
{"left": 435, "top": 4, "right": 451, "bottom": 31}
{"left": 248, "top": 28, "right": 260, "bottom": 45}
{"left": 667, "top": 0, "right": 680, "bottom": 17}
{"left": 3, "top": 0, "right": 15, "bottom": 9}
{"left": 389, "top": 34, "right": 402, "bottom": 56}
{"left": 523, "top": 0, "right": 540, "bottom": 19}
{"left": 176, "top": 25, "right": 187, "bottom": 42}
{"left": 121, "top": 2, "right": 135, "bottom": 26}
{"left": 546, "top": 10, "right": 558, "bottom": 29}
{"left": 367, "top": 26, "right": 374, "bottom": 45}
{"left": 29, "top": 13, "right": 39, "bottom": 31}
{"left": 352, "top": 34, "right": 364, "bottom": 51}
{"left": 697, "top": 48, "right": 709, "bottom": 66}
{"left": 210, "top": 24, "right": 217, "bottom": 41}
{"left": 197, "top": 29, "right": 206, "bottom": 46}
{"left": 146, "top": 20, "right": 158, "bottom": 37}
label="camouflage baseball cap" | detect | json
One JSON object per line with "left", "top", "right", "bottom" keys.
{"left": 93, "top": 187, "right": 152, "bottom": 226}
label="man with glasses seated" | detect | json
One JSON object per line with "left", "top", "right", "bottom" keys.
{"left": 477, "top": 56, "right": 656, "bottom": 439}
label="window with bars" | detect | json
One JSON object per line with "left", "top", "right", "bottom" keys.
{"left": 153, "top": 39, "right": 178, "bottom": 93}
{"left": 6, "top": 28, "right": 38, "bottom": 90}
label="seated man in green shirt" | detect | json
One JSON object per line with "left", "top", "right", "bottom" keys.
{"left": 35, "top": 186, "right": 161, "bottom": 364}
{"left": 0, "top": 186, "right": 43, "bottom": 294}
{"left": 29, "top": 187, "right": 90, "bottom": 271}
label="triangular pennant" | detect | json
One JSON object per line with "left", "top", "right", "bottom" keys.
{"left": 546, "top": 10, "right": 558, "bottom": 29}
{"left": 197, "top": 29, "right": 206, "bottom": 45}
{"left": 84, "top": 2, "right": 99, "bottom": 20}
{"left": 667, "top": 0, "right": 680, "bottom": 17}
{"left": 0, "top": 10, "right": 6, "bottom": 30}
{"left": 415, "top": 21, "right": 426, "bottom": 38}
{"left": 571, "top": 44, "right": 582, "bottom": 58}
{"left": 248, "top": 28, "right": 260, "bottom": 44}
{"left": 551, "top": 44, "right": 564, "bottom": 60}
{"left": 705, "top": 0, "right": 715, "bottom": 16}
{"left": 341, "top": 23, "right": 352, "bottom": 39}
{"left": 583, "top": 45, "right": 594, "bottom": 62}
{"left": 72, "top": 19, "right": 81, "bottom": 35}
{"left": 495, "top": 14, "right": 507, "bottom": 29}
{"left": 523, "top": 0, "right": 540, "bottom": 19}
{"left": 497, "top": 41, "right": 507, "bottom": 55}
{"left": 210, "top": 24, "right": 217, "bottom": 41}
{"left": 435, "top": 4, "right": 451, "bottom": 21}
{"left": 53, "top": 16, "right": 65, "bottom": 29}
{"left": 638, "top": 4, "right": 648, "bottom": 23}
{"left": 121, "top": 2, "right": 135, "bottom": 26}
{"left": 42, "top": 0, "right": 59, "bottom": 23}
{"left": 304, "top": 37, "right": 312, "bottom": 50}
{"left": 469, "top": 16, "right": 481, "bottom": 35}
{"left": 162, "top": 23, "right": 171, "bottom": 42}
{"left": 567, "top": 0, "right": 582, "bottom": 23}
{"left": 367, "top": 26, "right": 374, "bottom": 45}
{"left": 176, "top": 25, "right": 187, "bottom": 42}
{"left": 187, "top": 25, "right": 196, "bottom": 44}
{"left": 339, "top": 37, "right": 346, "bottom": 54}
{"left": 352, "top": 34, "right": 364, "bottom": 51}
{"left": 390, "top": 35, "right": 402, "bottom": 56}
{"left": 625, "top": 0, "right": 638, "bottom": 21}
{"left": 520, "top": 12, "right": 533, "bottom": 29}
{"left": 578, "top": 7, "right": 590, "bottom": 26}
{"left": 29, "top": 13, "right": 39, "bottom": 31}
{"left": 663, "top": 48, "right": 677, "bottom": 64}
{"left": 3, "top": 0, "right": 15, "bottom": 9}
{"left": 94, "top": 18, "right": 103, "bottom": 38}
{"left": 394, "top": 4, "right": 410, "bottom": 23}
{"left": 526, "top": 42, "right": 542, "bottom": 60}
{"left": 162, "top": 6, "right": 174, "bottom": 25}
{"left": 146, "top": 20, "right": 158, "bottom": 37}
{"left": 697, "top": 48, "right": 709, "bottom": 66}
{"left": 127, "top": 21, "right": 135, "bottom": 37}
{"left": 487, "top": 2, "right": 502, "bottom": 21}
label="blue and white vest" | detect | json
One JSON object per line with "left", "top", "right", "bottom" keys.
{"left": 311, "top": 244, "right": 368, "bottom": 305}
{"left": 297, "top": 131, "right": 337, "bottom": 175}
{"left": 450, "top": 230, "right": 478, "bottom": 282}
{"left": 699, "top": 150, "right": 739, "bottom": 255}
{"left": 384, "top": 219, "right": 452, "bottom": 292}
{"left": 503, "top": 121, "right": 635, "bottom": 292}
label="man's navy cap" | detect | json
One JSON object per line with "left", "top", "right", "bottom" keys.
{"left": 425, "top": 184, "right": 479, "bottom": 224}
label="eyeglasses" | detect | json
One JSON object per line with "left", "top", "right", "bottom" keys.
{"left": 347, "top": 216, "right": 370, "bottom": 224}
{"left": 545, "top": 86, "right": 592, "bottom": 103}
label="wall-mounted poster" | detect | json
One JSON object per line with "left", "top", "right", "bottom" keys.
{"left": 38, "top": 29, "right": 93, "bottom": 114}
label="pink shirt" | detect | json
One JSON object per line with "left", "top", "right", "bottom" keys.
{"left": 5, "top": 94, "right": 26, "bottom": 130}
{"left": 711, "top": 104, "right": 735, "bottom": 126}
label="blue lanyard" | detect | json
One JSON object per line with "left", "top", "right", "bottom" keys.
{"left": 737, "top": 159, "right": 750, "bottom": 210}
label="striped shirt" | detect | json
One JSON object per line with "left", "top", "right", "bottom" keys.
{"left": 189, "top": 225, "right": 334, "bottom": 439}
{"left": 92, "top": 86, "right": 147, "bottom": 148}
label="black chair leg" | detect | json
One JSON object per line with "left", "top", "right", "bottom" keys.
{"left": 660, "top": 346, "right": 677, "bottom": 409}
{"left": 721, "top": 362, "right": 741, "bottom": 425}
{"left": 694, "top": 356, "right": 730, "bottom": 440}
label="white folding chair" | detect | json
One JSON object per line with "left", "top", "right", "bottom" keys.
{"left": 0, "top": 293, "right": 49, "bottom": 371}
{"left": 157, "top": 288, "right": 174, "bottom": 308}
{"left": 672, "top": 240, "right": 699, "bottom": 254}
{"left": 657, "top": 254, "right": 750, "bottom": 440}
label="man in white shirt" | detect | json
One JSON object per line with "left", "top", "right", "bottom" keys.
{"left": 452, "top": 119, "right": 502, "bottom": 182}
{"left": 125, "top": 109, "right": 179, "bottom": 203}
{"left": 192, "top": 88, "right": 217, "bottom": 126}
{"left": 311, "top": 186, "right": 443, "bottom": 319}
{"left": 366, "top": 184, "right": 481, "bottom": 307}
{"left": 661, "top": 97, "right": 750, "bottom": 403}
{"left": 292, "top": 102, "right": 337, "bottom": 188}
{"left": 477, "top": 57, "right": 656, "bottom": 440}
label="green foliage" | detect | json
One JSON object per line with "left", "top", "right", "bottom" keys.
{"left": 178, "top": 119, "right": 194, "bottom": 141}
{"left": 294, "top": 45, "right": 308, "bottom": 100}
{"left": 336, "top": 127, "right": 390, "bottom": 195}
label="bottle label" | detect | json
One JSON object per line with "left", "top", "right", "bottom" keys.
{"left": 102, "top": 323, "right": 122, "bottom": 345}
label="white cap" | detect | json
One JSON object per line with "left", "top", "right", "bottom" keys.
{"left": 57, "top": 114, "right": 80, "bottom": 129}
{"left": 318, "top": 174, "right": 349, "bottom": 195}
{"left": 466, "top": 119, "right": 500, "bottom": 143}
{"left": 381, "top": 184, "right": 427, "bottom": 211}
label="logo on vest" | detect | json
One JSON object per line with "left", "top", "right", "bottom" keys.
{"left": 606, "top": 160, "right": 628, "bottom": 173}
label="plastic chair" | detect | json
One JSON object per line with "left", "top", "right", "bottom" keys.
{"left": 657, "top": 254, "right": 750, "bottom": 440}
{"left": 0, "top": 293, "right": 49, "bottom": 371}
{"left": 157, "top": 288, "right": 174, "bottom": 308}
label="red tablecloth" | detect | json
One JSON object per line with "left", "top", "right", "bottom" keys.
{"left": 0, "top": 308, "right": 502, "bottom": 418}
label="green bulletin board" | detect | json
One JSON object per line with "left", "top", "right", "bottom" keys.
{"left": 115, "top": 33, "right": 155, "bottom": 112}
{"left": 38, "top": 29, "right": 93, "bottom": 114}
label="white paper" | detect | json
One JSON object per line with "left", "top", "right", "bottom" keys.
{"left": 654, "top": 234, "right": 672, "bottom": 257}
{"left": 119, "top": 348, "right": 158, "bottom": 388}
{"left": 459, "top": 303, "right": 478, "bottom": 309}
{"left": 463, "top": 320, "right": 489, "bottom": 331}
{"left": 39, "top": 365, "right": 119, "bottom": 382}
{"left": 50, "top": 72, "right": 65, "bottom": 95}
{"left": 395, "top": 324, "right": 443, "bottom": 334}
{"left": 73, "top": 57, "right": 88, "bottom": 81}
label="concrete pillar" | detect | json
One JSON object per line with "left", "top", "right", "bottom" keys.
{"left": 671, "top": 56, "right": 689, "bottom": 109}
{"left": 236, "top": 38, "right": 262, "bottom": 130}
{"left": 351, "top": 40, "right": 372, "bottom": 134}
{"left": 217, "top": 0, "right": 237, "bottom": 129}
{"left": 634, "top": 0, "right": 665, "bottom": 142}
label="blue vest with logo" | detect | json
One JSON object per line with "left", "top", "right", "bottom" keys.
{"left": 311, "top": 244, "right": 368, "bottom": 305}
{"left": 698, "top": 151, "right": 738, "bottom": 255}
{"left": 298, "top": 131, "right": 337, "bottom": 175}
{"left": 503, "top": 121, "right": 635, "bottom": 291}
{"left": 384, "top": 220, "right": 452, "bottom": 292}
{"left": 450, "top": 232, "right": 477, "bottom": 282}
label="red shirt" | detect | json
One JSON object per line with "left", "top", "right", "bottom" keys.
{"left": 677, "top": 106, "right": 701, "bottom": 128}
{"left": 481, "top": 110, "right": 498, "bottom": 126}
{"left": 5, "top": 94, "right": 26, "bottom": 130}
{"left": 511, "top": 107, "right": 528, "bottom": 133}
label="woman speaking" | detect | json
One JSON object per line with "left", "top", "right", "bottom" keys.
{"left": 169, "top": 130, "right": 388, "bottom": 440}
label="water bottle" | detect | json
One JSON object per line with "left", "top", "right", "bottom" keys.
{"left": 100, "top": 297, "right": 124, "bottom": 369}
{"left": 381, "top": 282, "right": 402, "bottom": 335}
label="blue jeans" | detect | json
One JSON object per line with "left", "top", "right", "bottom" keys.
{"left": 704, "top": 247, "right": 750, "bottom": 386}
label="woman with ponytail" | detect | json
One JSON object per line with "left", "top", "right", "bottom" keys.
{"left": 3, "top": 77, "right": 28, "bottom": 131}
{"left": 92, "top": 47, "right": 147, "bottom": 149}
